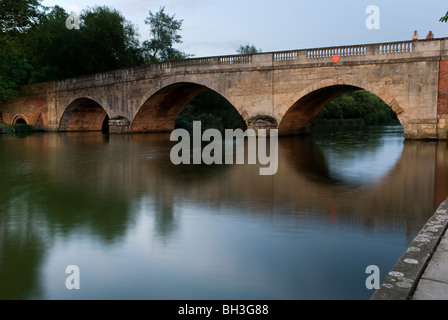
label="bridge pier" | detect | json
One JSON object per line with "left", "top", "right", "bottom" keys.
{"left": 109, "top": 117, "right": 131, "bottom": 134}
{"left": 246, "top": 116, "right": 279, "bottom": 135}
{"left": 404, "top": 120, "right": 439, "bottom": 141}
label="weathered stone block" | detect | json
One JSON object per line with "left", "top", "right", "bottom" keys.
{"left": 109, "top": 117, "right": 130, "bottom": 134}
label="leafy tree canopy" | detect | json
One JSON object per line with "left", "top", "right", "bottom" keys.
{"left": 0, "top": 0, "right": 41, "bottom": 34}
{"left": 0, "top": 0, "right": 42, "bottom": 101}
{"left": 142, "top": 6, "right": 191, "bottom": 63}
{"left": 237, "top": 44, "right": 262, "bottom": 54}
{"left": 28, "top": 5, "right": 144, "bottom": 83}
{"left": 441, "top": 11, "right": 448, "bottom": 22}
{"left": 316, "top": 90, "right": 399, "bottom": 125}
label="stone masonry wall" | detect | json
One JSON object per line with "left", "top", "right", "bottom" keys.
{"left": 438, "top": 60, "right": 448, "bottom": 139}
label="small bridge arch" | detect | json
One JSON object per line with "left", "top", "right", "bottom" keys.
{"left": 12, "top": 114, "right": 29, "bottom": 125}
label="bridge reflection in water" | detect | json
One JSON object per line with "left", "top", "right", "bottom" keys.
{"left": 0, "top": 127, "right": 447, "bottom": 299}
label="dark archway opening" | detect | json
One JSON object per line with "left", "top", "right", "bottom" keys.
{"left": 60, "top": 98, "right": 109, "bottom": 133}
{"left": 279, "top": 86, "right": 402, "bottom": 136}
{"left": 102, "top": 115, "right": 110, "bottom": 134}
{"left": 131, "top": 83, "right": 245, "bottom": 133}
{"left": 14, "top": 118, "right": 27, "bottom": 125}
{"left": 175, "top": 90, "right": 246, "bottom": 133}
{"left": 131, "top": 83, "right": 208, "bottom": 133}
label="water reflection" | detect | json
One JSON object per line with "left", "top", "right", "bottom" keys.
{"left": 0, "top": 127, "right": 447, "bottom": 299}
{"left": 309, "top": 126, "right": 405, "bottom": 185}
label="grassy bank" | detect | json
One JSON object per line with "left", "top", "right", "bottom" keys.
{"left": 0, "top": 123, "right": 34, "bottom": 135}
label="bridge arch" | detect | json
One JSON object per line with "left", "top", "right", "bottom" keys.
{"left": 277, "top": 79, "right": 407, "bottom": 136}
{"left": 131, "top": 81, "right": 244, "bottom": 133}
{"left": 12, "top": 114, "right": 29, "bottom": 125}
{"left": 59, "top": 98, "right": 110, "bottom": 133}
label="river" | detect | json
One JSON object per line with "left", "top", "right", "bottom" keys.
{"left": 0, "top": 125, "right": 447, "bottom": 300}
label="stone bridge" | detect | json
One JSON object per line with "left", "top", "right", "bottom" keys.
{"left": 1, "top": 38, "right": 448, "bottom": 139}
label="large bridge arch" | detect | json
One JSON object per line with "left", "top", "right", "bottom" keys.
{"left": 130, "top": 80, "right": 246, "bottom": 133}
{"left": 277, "top": 79, "right": 408, "bottom": 136}
{"left": 59, "top": 98, "right": 110, "bottom": 133}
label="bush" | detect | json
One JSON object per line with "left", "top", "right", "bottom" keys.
{"left": 315, "top": 90, "right": 400, "bottom": 126}
{"left": 175, "top": 90, "right": 246, "bottom": 133}
{"left": 0, "top": 123, "right": 33, "bottom": 134}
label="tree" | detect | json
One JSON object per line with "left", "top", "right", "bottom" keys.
{"left": 315, "top": 91, "right": 399, "bottom": 125}
{"left": 237, "top": 44, "right": 262, "bottom": 54}
{"left": 0, "top": 0, "right": 42, "bottom": 102}
{"left": 441, "top": 11, "right": 448, "bottom": 22}
{"left": 175, "top": 91, "right": 246, "bottom": 133}
{"left": 79, "top": 6, "right": 143, "bottom": 73}
{"left": 142, "top": 6, "right": 191, "bottom": 63}
{"left": 27, "top": 6, "right": 78, "bottom": 82}
{"left": 28, "top": 6, "right": 143, "bottom": 83}
{"left": 0, "top": 0, "right": 41, "bottom": 34}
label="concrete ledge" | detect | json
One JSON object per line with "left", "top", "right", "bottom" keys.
{"left": 412, "top": 235, "right": 448, "bottom": 299}
{"left": 371, "top": 198, "right": 448, "bottom": 300}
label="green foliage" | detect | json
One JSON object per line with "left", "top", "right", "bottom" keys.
{"left": 28, "top": 6, "right": 143, "bottom": 83}
{"left": 80, "top": 7, "right": 143, "bottom": 72}
{"left": 0, "top": 41, "right": 31, "bottom": 101}
{"left": 0, "top": 0, "right": 41, "bottom": 34}
{"left": 0, "top": 123, "right": 33, "bottom": 134}
{"left": 0, "top": 0, "right": 41, "bottom": 101}
{"left": 441, "top": 11, "right": 448, "bottom": 22}
{"left": 237, "top": 44, "right": 262, "bottom": 54}
{"left": 315, "top": 90, "right": 399, "bottom": 126}
{"left": 1, "top": 3, "right": 196, "bottom": 101}
{"left": 142, "top": 6, "right": 191, "bottom": 63}
{"left": 175, "top": 91, "right": 246, "bottom": 133}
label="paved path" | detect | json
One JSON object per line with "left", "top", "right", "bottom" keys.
{"left": 412, "top": 228, "right": 448, "bottom": 300}
{"left": 371, "top": 199, "right": 448, "bottom": 300}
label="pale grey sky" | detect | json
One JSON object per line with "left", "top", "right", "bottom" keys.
{"left": 41, "top": 0, "right": 448, "bottom": 57}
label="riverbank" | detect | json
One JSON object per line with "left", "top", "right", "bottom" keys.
{"left": 0, "top": 123, "right": 34, "bottom": 135}
{"left": 312, "top": 118, "right": 400, "bottom": 127}
{"left": 371, "top": 198, "right": 448, "bottom": 300}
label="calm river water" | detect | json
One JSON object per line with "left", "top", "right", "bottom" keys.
{"left": 1, "top": 126, "right": 447, "bottom": 300}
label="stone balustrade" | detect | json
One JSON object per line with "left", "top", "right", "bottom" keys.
{"left": 48, "top": 38, "right": 447, "bottom": 93}
{"left": 152, "top": 39, "right": 434, "bottom": 69}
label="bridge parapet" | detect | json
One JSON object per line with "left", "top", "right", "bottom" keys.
{"left": 301, "top": 41, "right": 413, "bottom": 59}
{"left": 49, "top": 38, "right": 448, "bottom": 93}
{"left": 306, "top": 44, "right": 368, "bottom": 59}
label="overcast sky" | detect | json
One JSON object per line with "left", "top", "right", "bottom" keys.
{"left": 41, "top": 0, "right": 448, "bottom": 57}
